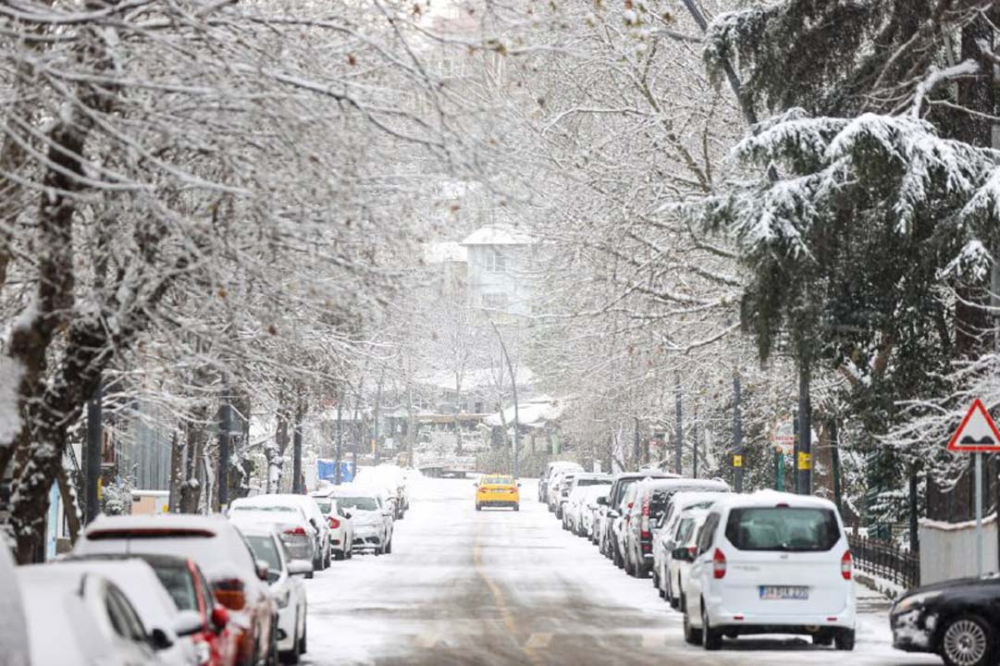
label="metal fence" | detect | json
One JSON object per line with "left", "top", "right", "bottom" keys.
{"left": 848, "top": 534, "right": 920, "bottom": 590}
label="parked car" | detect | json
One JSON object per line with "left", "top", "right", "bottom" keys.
{"left": 653, "top": 490, "right": 732, "bottom": 602}
{"left": 597, "top": 471, "right": 678, "bottom": 564}
{"left": 683, "top": 491, "right": 856, "bottom": 651}
{"left": 238, "top": 524, "right": 312, "bottom": 665}
{"left": 890, "top": 574, "right": 1000, "bottom": 666}
{"left": 585, "top": 486, "right": 611, "bottom": 544}
{"left": 308, "top": 491, "right": 355, "bottom": 560}
{"left": 67, "top": 554, "right": 240, "bottom": 666}
{"left": 0, "top": 539, "right": 30, "bottom": 666}
{"left": 230, "top": 505, "right": 317, "bottom": 576}
{"left": 660, "top": 508, "right": 710, "bottom": 609}
{"left": 622, "top": 478, "right": 730, "bottom": 578}
{"left": 18, "top": 565, "right": 168, "bottom": 665}
{"left": 475, "top": 474, "right": 521, "bottom": 511}
{"left": 74, "top": 515, "right": 277, "bottom": 666}
{"left": 329, "top": 485, "right": 394, "bottom": 554}
{"left": 563, "top": 481, "right": 609, "bottom": 534}
{"left": 230, "top": 495, "right": 331, "bottom": 571}
{"left": 355, "top": 465, "right": 409, "bottom": 519}
{"left": 51, "top": 559, "right": 205, "bottom": 666}
{"left": 546, "top": 470, "right": 576, "bottom": 514}
{"left": 539, "top": 461, "right": 583, "bottom": 507}
{"left": 559, "top": 473, "right": 611, "bottom": 526}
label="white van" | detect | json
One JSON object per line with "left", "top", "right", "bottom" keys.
{"left": 682, "top": 490, "right": 856, "bottom": 651}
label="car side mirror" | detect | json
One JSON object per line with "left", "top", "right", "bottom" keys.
{"left": 149, "top": 628, "right": 174, "bottom": 651}
{"left": 596, "top": 496, "right": 607, "bottom": 506}
{"left": 473, "top": 481, "right": 479, "bottom": 487}
{"left": 172, "top": 610, "right": 204, "bottom": 638}
{"left": 287, "top": 560, "right": 314, "bottom": 577}
{"left": 254, "top": 559, "right": 270, "bottom": 582}
{"left": 344, "top": 511, "right": 352, "bottom": 520}
{"left": 210, "top": 606, "right": 230, "bottom": 634}
{"left": 608, "top": 510, "right": 619, "bottom": 519}
{"left": 672, "top": 547, "right": 693, "bottom": 562}
{"left": 517, "top": 482, "right": 522, "bottom": 487}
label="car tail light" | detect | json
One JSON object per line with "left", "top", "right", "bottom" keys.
{"left": 688, "top": 546, "right": 697, "bottom": 557}
{"left": 841, "top": 550, "right": 852, "bottom": 580}
{"left": 284, "top": 526, "right": 307, "bottom": 536}
{"left": 713, "top": 548, "right": 727, "bottom": 579}
{"left": 213, "top": 579, "right": 247, "bottom": 611}
{"left": 641, "top": 531, "right": 650, "bottom": 539}
{"left": 328, "top": 517, "right": 341, "bottom": 529}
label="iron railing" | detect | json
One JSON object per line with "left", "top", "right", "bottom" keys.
{"left": 848, "top": 534, "right": 920, "bottom": 590}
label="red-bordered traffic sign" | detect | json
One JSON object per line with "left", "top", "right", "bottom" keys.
{"left": 947, "top": 399, "right": 1000, "bottom": 453}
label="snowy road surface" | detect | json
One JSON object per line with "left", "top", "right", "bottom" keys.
{"left": 303, "top": 477, "right": 940, "bottom": 666}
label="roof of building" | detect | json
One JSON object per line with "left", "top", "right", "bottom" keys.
{"left": 485, "top": 395, "right": 567, "bottom": 429}
{"left": 424, "top": 242, "right": 468, "bottom": 264}
{"left": 460, "top": 226, "right": 534, "bottom": 246}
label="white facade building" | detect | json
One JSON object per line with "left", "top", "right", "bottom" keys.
{"left": 460, "top": 226, "right": 535, "bottom": 317}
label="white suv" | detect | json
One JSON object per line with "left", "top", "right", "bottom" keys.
{"left": 683, "top": 491, "right": 856, "bottom": 651}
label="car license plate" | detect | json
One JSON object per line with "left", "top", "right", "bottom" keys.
{"left": 759, "top": 586, "right": 809, "bottom": 600}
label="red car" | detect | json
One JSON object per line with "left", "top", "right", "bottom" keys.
{"left": 75, "top": 515, "right": 277, "bottom": 666}
{"left": 72, "top": 553, "right": 241, "bottom": 666}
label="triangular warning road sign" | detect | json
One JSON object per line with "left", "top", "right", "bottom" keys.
{"left": 948, "top": 399, "right": 1000, "bottom": 453}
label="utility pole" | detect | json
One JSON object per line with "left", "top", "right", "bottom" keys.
{"left": 692, "top": 407, "right": 699, "bottom": 479}
{"left": 831, "top": 419, "right": 843, "bottom": 515}
{"left": 490, "top": 319, "right": 520, "bottom": 479}
{"left": 733, "top": 371, "right": 744, "bottom": 493}
{"left": 85, "top": 376, "right": 102, "bottom": 524}
{"left": 292, "top": 399, "right": 304, "bottom": 494}
{"left": 218, "top": 393, "right": 232, "bottom": 508}
{"left": 674, "top": 371, "right": 683, "bottom": 475}
{"left": 335, "top": 394, "right": 343, "bottom": 485}
{"left": 797, "top": 365, "right": 813, "bottom": 495}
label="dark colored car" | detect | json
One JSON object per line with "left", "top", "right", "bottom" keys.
{"left": 597, "top": 471, "right": 677, "bottom": 565}
{"left": 890, "top": 574, "right": 1000, "bottom": 666}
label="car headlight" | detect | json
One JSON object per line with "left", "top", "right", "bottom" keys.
{"left": 276, "top": 587, "right": 291, "bottom": 609}
{"left": 893, "top": 591, "right": 942, "bottom": 615}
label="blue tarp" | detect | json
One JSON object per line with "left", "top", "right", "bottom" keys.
{"left": 317, "top": 459, "right": 355, "bottom": 484}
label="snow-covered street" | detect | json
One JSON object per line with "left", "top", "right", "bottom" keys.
{"left": 302, "top": 477, "right": 939, "bottom": 666}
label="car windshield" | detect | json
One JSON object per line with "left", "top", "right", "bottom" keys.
{"left": 482, "top": 476, "right": 512, "bottom": 485}
{"left": 675, "top": 518, "right": 696, "bottom": 545}
{"left": 576, "top": 478, "right": 606, "bottom": 487}
{"left": 148, "top": 561, "right": 197, "bottom": 611}
{"left": 725, "top": 507, "right": 840, "bottom": 552}
{"left": 245, "top": 535, "right": 282, "bottom": 574}
{"left": 336, "top": 496, "right": 379, "bottom": 511}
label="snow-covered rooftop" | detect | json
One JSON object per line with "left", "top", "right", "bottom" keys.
{"left": 414, "top": 366, "right": 534, "bottom": 391}
{"left": 460, "top": 226, "right": 534, "bottom": 246}
{"left": 485, "top": 395, "right": 567, "bottom": 429}
{"left": 424, "top": 242, "right": 468, "bottom": 264}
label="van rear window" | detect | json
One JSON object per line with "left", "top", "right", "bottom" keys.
{"left": 725, "top": 507, "right": 840, "bottom": 552}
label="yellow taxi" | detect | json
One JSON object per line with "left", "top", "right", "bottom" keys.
{"left": 475, "top": 474, "right": 520, "bottom": 511}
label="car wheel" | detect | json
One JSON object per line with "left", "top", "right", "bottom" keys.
{"left": 940, "top": 616, "right": 994, "bottom": 666}
{"left": 812, "top": 632, "right": 833, "bottom": 647}
{"left": 835, "top": 628, "right": 856, "bottom": 652}
{"left": 298, "top": 620, "right": 307, "bottom": 655}
{"left": 682, "top": 598, "right": 702, "bottom": 646}
{"left": 335, "top": 549, "right": 346, "bottom": 561}
{"left": 476, "top": 503, "right": 482, "bottom": 512}
{"left": 652, "top": 567, "right": 660, "bottom": 591}
{"left": 702, "top": 603, "right": 722, "bottom": 651}
{"left": 514, "top": 504, "right": 519, "bottom": 512}
{"left": 670, "top": 575, "right": 681, "bottom": 610}
{"left": 385, "top": 539, "right": 392, "bottom": 554}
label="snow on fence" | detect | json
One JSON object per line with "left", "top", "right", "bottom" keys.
{"left": 848, "top": 534, "right": 920, "bottom": 591}
{"left": 918, "top": 513, "right": 998, "bottom": 585}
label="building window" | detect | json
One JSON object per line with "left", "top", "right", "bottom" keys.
{"left": 482, "top": 293, "right": 508, "bottom": 310}
{"left": 484, "top": 248, "right": 506, "bottom": 273}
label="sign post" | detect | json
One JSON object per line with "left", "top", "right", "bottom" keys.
{"left": 946, "top": 398, "right": 1000, "bottom": 577}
